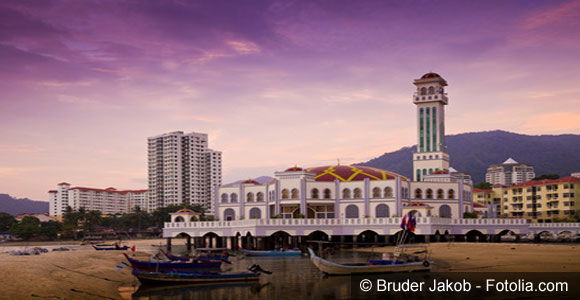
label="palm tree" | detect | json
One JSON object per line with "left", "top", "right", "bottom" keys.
{"left": 85, "top": 210, "right": 102, "bottom": 233}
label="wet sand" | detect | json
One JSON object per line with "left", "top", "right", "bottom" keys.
{"left": 1, "top": 242, "right": 579, "bottom": 299}
{"left": 356, "top": 242, "right": 580, "bottom": 272}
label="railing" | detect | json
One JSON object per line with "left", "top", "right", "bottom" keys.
{"left": 164, "top": 217, "right": 530, "bottom": 229}
{"left": 529, "top": 223, "right": 580, "bottom": 228}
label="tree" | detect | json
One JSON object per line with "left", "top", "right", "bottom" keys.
{"left": 474, "top": 182, "right": 492, "bottom": 190}
{"left": 463, "top": 211, "right": 478, "bottom": 219}
{"left": 532, "top": 174, "right": 560, "bottom": 181}
{"left": 11, "top": 216, "right": 41, "bottom": 240}
{"left": 0, "top": 212, "right": 15, "bottom": 232}
{"left": 85, "top": 210, "right": 103, "bottom": 233}
{"left": 40, "top": 221, "right": 62, "bottom": 240}
{"left": 151, "top": 204, "right": 205, "bottom": 228}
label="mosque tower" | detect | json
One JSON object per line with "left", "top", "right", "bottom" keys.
{"left": 412, "top": 72, "right": 450, "bottom": 181}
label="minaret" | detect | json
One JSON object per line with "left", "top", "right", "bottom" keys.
{"left": 412, "top": 72, "right": 450, "bottom": 181}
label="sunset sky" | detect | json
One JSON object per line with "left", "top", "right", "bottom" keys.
{"left": 1, "top": 0, "right": 580, "bottom": 201}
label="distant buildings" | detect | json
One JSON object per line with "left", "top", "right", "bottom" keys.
{"left": 49, "top": 182, "right": 147, "bottom": 216}
{"left": 147, "top": 131, "right": 222, "bottom": 213}
{"left": 485, "top": 158, "right": 535, "bottom": 186}
{"left": 474, "top": 175, "right": 580, "bottom": 222}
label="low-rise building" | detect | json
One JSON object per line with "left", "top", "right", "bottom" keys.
{"left": 502, "top": 176, "right": 580, "bottom": 222}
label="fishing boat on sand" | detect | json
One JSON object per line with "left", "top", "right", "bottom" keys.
{"left": 239, "top": 248, "right": 302, "bottom": 256}
{"left": 123, "top": 253, "right": 221, "bottom": 272}
{"left": 132, "top": 264, "right": 271, "bottom": 285}
{"left": 93, "top": 244, "right": 129, "bottom": 251}
{"left": 307, "top": 247, "right": 431, "bottom": 276}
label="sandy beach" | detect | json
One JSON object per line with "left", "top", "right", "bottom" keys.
{"left": 1, "top": 241, "right": 579, "bottom": 299}
{"left": 356, "top": 242, "right": 580, "bottom": 272}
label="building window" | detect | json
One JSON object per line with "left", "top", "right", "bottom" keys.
{"left": 174, "top": 216, "right": 185, "bottom": 222}
{"left": 426, "top": 189, "right": 433, "bottom": 199}
{"left": 428, "top": 86, "right": 434, "bottom": 94}
{"left": 372, "top": 187, "right": 381, "bottom": 198}
{"left": 437, "top": 189, "right": 444, "bottom": 199}
{"left": 384, "top": 187, "right": 393, "bottom": 198}
{"left": 230, "top": 193, "right": 238, "bottom": 203}
{"left": 311, "top": 188, "right": 319, "bottom": 199}
{"left": 353, "top": 188, "right": 362, "bottom": 199}
{"left": 224, "top": 208, "right": 235, "bottom": 221}
{"left": 415, "top": 189, "right": 423, "bottom": 199}
{"left": 221, "top": 193, "right": 228, "bottom": 203}
{"left": 439, "top": 205, "right": 451, "bottom": 218}
{"left": 416, "top": 169, "right": 421, "bottom": 181}
{"left": 375, "top": 204, "right": 389, "bottom": 218}
{"left": 281, "top": 189, "right": 289, "bottom": 199}
{"left": 246, "top": 192, "right": 254, "bottom": 202}
{"left": 345, "top": 205, "right": 359, "bottom": 218}
{"left": 291, "top": 189, "right": 299, "bottom": 199}
{"left": 420, "top": 87, "right": 427, "bottom": 95}
{"left": 448, "top": 189, "right": 455, "bottom": 199}
{"left": 256, "top": 192, "right": 264, "bottom": 202}
{"left": 249, "top": 207, "right": 261, "bottom": 219}
{"left": 342, "top": 189, "right": 351, "bottom": 199}
{"left": 323, "top": 189, "right": 332, "bottom": 199}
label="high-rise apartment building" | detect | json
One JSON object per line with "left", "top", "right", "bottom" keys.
{"left": 147, "top": 131, "right": 222, "bottom": 212}
{"left": 485, "top": 158, "right": 535, "bottom": 186}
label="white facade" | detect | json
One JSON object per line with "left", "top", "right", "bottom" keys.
{"left": 207, "top": 149, "right": 222, "bottom": 214}
{"left": 48, "top": 183, "right": 147, "bottom": 216}
{"left": 485, "top": 158, "right": 535, "bottom": 186}
{"left": 412, "top": 73, "right": 450, "bottom": 181}
{"left": 147, "top": 131, "right": 222, "bottom": 212}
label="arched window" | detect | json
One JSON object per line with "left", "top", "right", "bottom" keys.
{"left": 416, "top": 169, "right": 421, "bottom": 181}
{"left": 423, "top": 169, "right": 427, "bottom": 175}
{"left": 221, "top": 193, "right": 228, "bottom": 203}
{"left": 353, "top": 188, "right": 362, "bottom": 199}
{"left": 426, "top": 189, "right": 433, "bottom": 199}
{"left": 246, "top": 192, "right": 254, "bottom": 202}
{"left": 415, "top": 189, "right": 422, "bottom": 199}
{"left": 174, "top": 216, "right": 185, "bottom": 222}
{"left": 345, "top": 205, "right": 359, "bottom": 218}
{"left": 323, "top": 188, "right": 331, "bottom": 199}
{"left": 256, "top": 192, "right": 264, "bottom": 202}
{"left": 291, "top": 189, "right": 299, "bottom": 199}
{"left": 249, "top": 207, "right": 261, "bottom": 219}
{"left": 384, "top": 187, "right": 393, "bottom": 198}
{"left": 415, "top": 189, "right": 423, "bottom": 199}
{"left": 311, "top": 188, "right": 319, "bottom": 199}
{"left": 437, "top": 189, "right": 444, "bottom": 199}
{"left": 342, "top": 189, "right": 351, "bottom": 199}
{"left": 429, "top": 168, "right": 433, "bottom": 174}
{"left": 372, "top": 187, "right": 380, "bottom": 198}
{"left": 230, "top": 193, "right": 238, "bottom": 203}
{"left": 428, "top": 86, "right": 434, "bottom": 94}
{"left": 281, "top": 189, "right": 289, "bottom": 199}
{"left": 224, "top": 208, "right": 235, "bottom": 221}
{"left": 439, "top": 205, "right": 451, "bottom": 218}
{"left": 420, "top": 87, "right": 427, "bottom": 95}
{"left": 375, "top": 204, "right": 389, "bottom": 218}
{"left": 448, "top": 189, "right": 455, "bottom": 199}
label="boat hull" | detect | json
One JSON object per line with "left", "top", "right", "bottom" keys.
{"left": 93, "top": 245, "right": 129, "bottom": 251}
{"left": 123, "top": 253, "right": 221, "bottom": 272}
{"left": 133, "top": 270, "right": 259, "bottom": 285}
{"left": 239, "top": 248, "right": 301, "bottom": 256}
{"left": 307, "top": 248, "right": 430, "bottom": 276}
{"left": 160, "top": 249, "right": 229, "bottom": 262}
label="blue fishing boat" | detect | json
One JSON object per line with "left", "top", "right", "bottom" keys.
{"left": 132, "top": 264, "right": 271, "bottom": 285}
{"left": 239, "top": 248, "right": 302, "bottom": 256}
{"left": 123, "top": 253, "right": 221, "bottom": 272}
{"left": 160, "top": 249, "right": 229, "bottom": 262}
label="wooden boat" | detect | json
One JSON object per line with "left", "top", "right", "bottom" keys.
{"left": 307, "top": 248, "right": 431, "bottom": 276}
{"left": 93, "top": 245, "right": 129, "bottom": 251}
{"left": 132, "top": 269, "right": 260, "bottom": 285}
{"left": 239, "top": 248, "right": 302, "bottom": 256}
{"left": 123, "top": 253, "right": 221, "bottom": 272}
{"left": 160, "top": 249, "right": 229, "bottom": 262}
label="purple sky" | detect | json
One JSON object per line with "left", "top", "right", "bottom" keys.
{"left": 1, "top": 0, "right": 579, "bottom": 201}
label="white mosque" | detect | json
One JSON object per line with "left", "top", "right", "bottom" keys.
{"left": 213, "top": 73, "right": 474, "bottom": 222}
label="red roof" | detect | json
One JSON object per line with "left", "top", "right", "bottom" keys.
{"left": 241, "top": 179, "right": 260, "bottom": 185}
{"left": 58, "top": 182, "right": 70, "bottom": 185}
{"left": 473, "top": 202, "right": 486, "bottom": 208}
{"left": 473, "top": 188, "right": 492, "bottom": 193}
{"left": 284, "top": 166, "right": 303, "bottom": 172}
{"left": 407, "top": 202, "right": 429, "bottom": 207}
{"left": 421, "top": 72, "right": 441, "bottom": 79}
{"left": 306, "top": 165, "right": 406, "bottom": 182}
{"left": 510, "top": 176, "right": 580, "bottom": 188}
{"left": 68, "top": 187, "right": 148, "bottom": 194}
